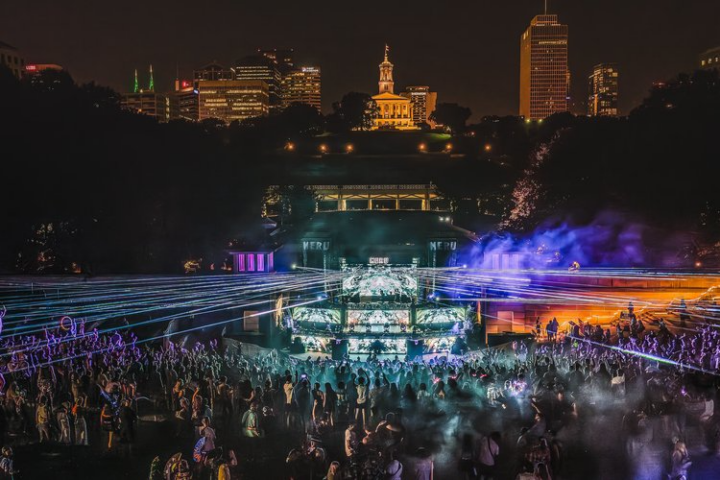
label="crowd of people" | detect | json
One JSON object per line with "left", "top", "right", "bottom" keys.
{"left": 0, "top": 311, "right": 716, "bottom": 479}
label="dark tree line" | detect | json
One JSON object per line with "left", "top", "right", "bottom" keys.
{"left": 496, "top": 70, "right": 720, "bottom": 264}
{"left": 0, "top": 68, "right": 269, "bottom": 274}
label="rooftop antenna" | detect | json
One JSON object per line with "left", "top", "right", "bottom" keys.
{"left": 545, "top": 0, "right": 549, "bottom": 14}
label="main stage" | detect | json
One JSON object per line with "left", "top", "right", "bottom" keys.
{"left": 289, "top": 264, "right": 472, "bottom": 356}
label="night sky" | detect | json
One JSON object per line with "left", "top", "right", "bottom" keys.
{"left": 3, "top": 0, "right": 718, "bottom": 118}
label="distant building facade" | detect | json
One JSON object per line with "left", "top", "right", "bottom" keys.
{"left": 587, "top": 63, "right": 619, "bottom": 116}
{"left": 371, "top": 46, "right": 416, "bottom": 130}
{"left": 520, "top": 14, "right": 570, "bottom": 120}
{"left": 258, "top": 48, "right": 295, "bottom": 73}
{"left": 194, "top": 63, "right": 234, "bottom": 81}
{"left": 171, "top": 79, "right": 199, "bottom": 121}
{"left": 699, "top": 46, "right": 720, "bottom": 70}
{"left": 24, "top": 64, "right": 65, "bottom": 86}
{"left": 282, "top": 66, "right": 322, "bottom": 111}
{"left": 193, "top": 63, "right": 270, "bottom": 123}
{"left": 197, "top": 79, "right": 269, "bottom": 123}
{"left": 0, "top": 41, "right": 25, "bottom": 79}
{"left": 235, "top": 55, "right": 283, "bottom": 112}
{"left": 122, "top": 92, "right": 171, "bottom": 122}
{"left": 121, "top": 66, "right": 171, "bottom": 122}
{"left": 402, "top": 86, "right": 438, "bottom": 127}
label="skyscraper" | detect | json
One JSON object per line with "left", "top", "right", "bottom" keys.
{"left": 194, "top": 62, "right": 234, "bottom": 81}
{"left": 587, "top": 63, "right": 619, "bottom": 117}
{"left": 258, "top": 48, "right": 295, "bottom": 73}
{"left": 171, "top": 79, "right": 199, "bottom": 121}
{"left": 235, "top": 55, "right": 282, "bottom": 112}
{"left": 281, "top": 66, "right": 321, "bottom": 111}
{"left": 401, "top": 86, "right": 438, "bottom": 128}
{"left": 699, "top": 46, "right": 720, "bottom": 70}
{"left": 520, "top": 14, "right": 569, "bottom": 120}
{"left": 0, "top": 40, "right": 25, "bottom": 79}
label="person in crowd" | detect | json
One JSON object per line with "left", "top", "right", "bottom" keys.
{"left": 355, "top": 376, "right": 369, "bottom": 429}
{"left": 413, "top": 447, "right": 434, "bottom": 480}
{"left": 119, "top": 398, "right": 137, "bottom": 447}
{"left": 670, "top": 440, "right": 692, "bottom": 480}
{"left": 35, "top": 397, "right": 51, "bottom": 443}
{"left": 477, "top": 431, "right": 501, "bottom": 480}
{"left": 344, "top": 422, "right": 359, "bottom": 459}
{"left": 100, "top": 403, "right": 118, "bottom": 450}
{"left": 385, "top": 451, "right": 403, "bottom": 480}
{"left": 325, "top": 461, "right": 341, "bottom": 480}
{"left": 242, "top": 401, "right": 263, "bottom": 438}
{"left": 0, "top": 447, "right": 16, "bottom": 479}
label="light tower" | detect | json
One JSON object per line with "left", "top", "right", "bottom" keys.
{"left": 133, "top": 69, "right": 139, "bottom": 93}
{"left": 148, "top": 65, "right": 155, "bottom": 92}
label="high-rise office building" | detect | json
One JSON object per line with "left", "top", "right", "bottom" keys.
{"left": 235, "top": 55, "right": 282, "bottom": 112}
{"left": 194, "top": 63, "right": 234, "bottom": 81}
{"left": 171, "top": 79, "right": 199, "bottom": 121}
{"left": 258, "top": 48, "right": 295, "bottom": 73}
{"left": 699, "top": 46, "right": 720, "bottom": 70}
{"left": 194, "top": 63, "right": 270, "bottom": 123}
{"left": 0, "top": 40, "right": 25, "bottom": 79}
{"left": 121, "top": 66, "right": 171, "bottom": 123}
{"left": 520, "top": 14, "right": 570, "bottom": 120}
{"left": 587, "top": 63, "right": 619, "bottom": 117}
{"left": 281, "top": 67, "right": 321, "bottom": 111}
{"left": 401, "top": 86, "right": 438, "bottom": 127}
{"left": 196, "top": 79, "right": 269, "bottom": 123}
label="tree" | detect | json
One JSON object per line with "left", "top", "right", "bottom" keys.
{"left": 326, "top": 92, "right": 377, "bottom": 132}
{"left": 429, "top": 103, "right": 472, "bottom": 134}
{"left": 265, "top": 185, "right": 318, "bottom": 227}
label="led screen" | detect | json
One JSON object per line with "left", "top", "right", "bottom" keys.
{"left": 347, "top": 310, "right": 409, "bottom": 333}
{"left": 416, "top": 307, "right": 466, "bottom": 326}
{"left": 348, "top": 338, "right": 407, "bottom": 354}
{"left": 424, "top": 337, "right": 455, "bottom": 353}
{"left": 342, "top": 266, "right": 417, "bottom": 298}
{"left": 295, "top": 335, "right": 330, "bottom": 352}
{"left": 347, "top": 310, "right": 409, "bottom": 325}
{"left": 292, "top": 307, "right": 341, "bottom": 325}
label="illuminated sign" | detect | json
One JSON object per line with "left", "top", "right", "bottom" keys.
{"left": 303, "top": 241, "right": 330, "bottom": 251}
{"left": 429, "top": 241, "right": 456, "bottom": 251}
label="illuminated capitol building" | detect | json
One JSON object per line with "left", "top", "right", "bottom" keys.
{"left": 371, "top": 46, "right": 437, "bottom": 130}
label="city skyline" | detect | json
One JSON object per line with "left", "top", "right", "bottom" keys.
{"left": 2, "top": 0, "right": 719, "bottom": 118}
